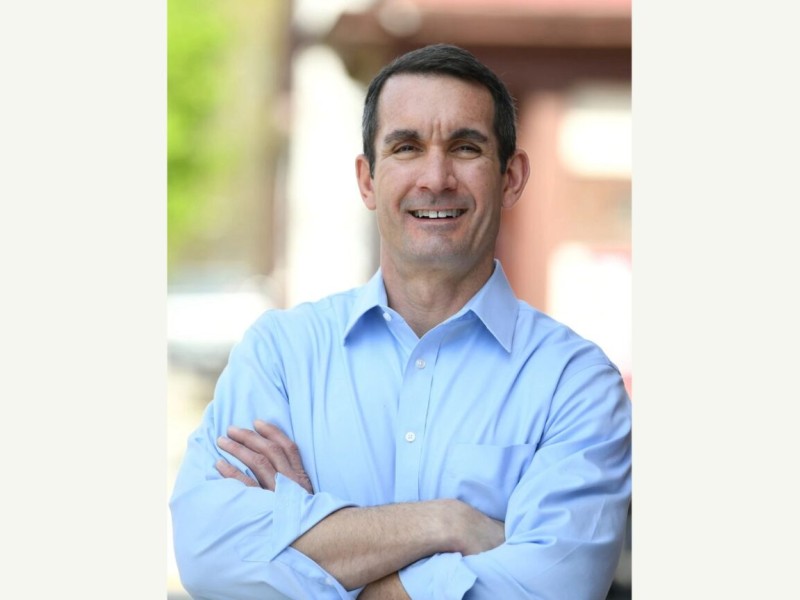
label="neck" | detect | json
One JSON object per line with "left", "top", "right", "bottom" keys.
{"left": 381, "top": 254, "right": 495, "bottom": 337}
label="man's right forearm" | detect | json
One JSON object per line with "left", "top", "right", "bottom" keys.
{"left": 291, "top": 499, "right": 453, "bottom": 591}
{"left": 291, "top": 498, "right": 503, "bottom": 591}
{"left": 214, "top": 421, "right": 504, "bottom": 591}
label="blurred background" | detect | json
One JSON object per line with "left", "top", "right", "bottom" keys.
{"left": 167, "top": 0, "right": 631, "bottom": 597}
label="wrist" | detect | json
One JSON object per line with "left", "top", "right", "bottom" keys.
{"left": 432, "top": 499, "right": 469, "bottom": 554}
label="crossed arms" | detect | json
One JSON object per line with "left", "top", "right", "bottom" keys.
{"left": 216, "top": 420, "right": 505, "bottom": 598}
{"left": 170, "top": 320, "right": 632, "bottom": 600}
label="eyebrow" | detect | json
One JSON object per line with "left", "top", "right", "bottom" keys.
{"left": 382, "top": 127, "right": 490, "bottom": 146}
{"left": 382, "top": 129, "right": 420, "bottom": 147}
{"left": 449, "top": 128, "right": 489, "bottom": 144}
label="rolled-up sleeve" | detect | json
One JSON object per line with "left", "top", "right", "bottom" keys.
{"left": 398, "top": 363, "right": 631, "bottom": 600}
{"left": 399, "top": 554, "right": 477, "bottom": 600}
{"left": 171, "top": 468, "right": 357, "bottom": 599}
{"left": 169, "top": 324, "right": 360, "bottom": 600}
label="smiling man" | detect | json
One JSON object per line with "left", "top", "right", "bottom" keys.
{"left": 356, "top": 73, "right": 528, "bottom": 338}
{"left": 170, "top": 44, "right": 631, "bottom": 600}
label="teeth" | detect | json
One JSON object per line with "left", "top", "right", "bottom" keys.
{"left": 412, "top": 209, "right": 462, "bottom": 219}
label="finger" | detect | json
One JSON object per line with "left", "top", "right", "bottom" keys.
{"left": 215, "top": 459, "right": 260, "bottom": 487}
{"left": 253, "top": 421, "right": 304, "bottom": 471}
{"left": 253, "top": 420, "right": 292, "bottom": 447}
{"left": 226, "top": 425, "right": 296, "bottom": 478}
{"left": 254, "top": 421, "right": 314, "bottom": 493}
{"left": 217, "top": 434, "right": 278, "bottom": 490}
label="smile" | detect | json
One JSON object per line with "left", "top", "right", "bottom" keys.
{"left": 410, "top": 209, "right": 466, "bottom": 219}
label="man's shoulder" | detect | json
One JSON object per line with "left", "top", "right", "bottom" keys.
{"left": 512, "top": 301, "right": 617, "bottom": 372}
{"left": 248, "top": 286, "right": 361, "bottom": 343}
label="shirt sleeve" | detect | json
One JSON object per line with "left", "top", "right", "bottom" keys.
{"left": 169, "top": 323, "right": 362, "bottom": 600}
{"left": 398, "top": 362, "right": 632, "bottom": 600}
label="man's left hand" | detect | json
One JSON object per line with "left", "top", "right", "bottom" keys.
{"left": 216, "top": 420, "right": 314, "bottom": 494}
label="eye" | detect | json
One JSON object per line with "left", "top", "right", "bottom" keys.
{"left": 394, "top": 144, "right": 418, "bottom": 154}
{"left": 453, "top": 144, "right": 480, "bottom": 155}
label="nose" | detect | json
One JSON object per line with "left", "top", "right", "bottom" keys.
{"left": 416, "top": 150, "right": 457, "bottom": 194}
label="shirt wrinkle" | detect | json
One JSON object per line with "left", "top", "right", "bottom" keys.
{"left": 170, "top": 258, "right": 631, "bottom": 600}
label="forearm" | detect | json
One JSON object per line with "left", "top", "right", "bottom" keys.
{"left": 210, "top": 417, "right": 500, "bottom": 593}
{"left": 291, "top": 500, "right": 457, "bottom": 590}
{"left": 397, "top": 371, "right": 632, "bottom": 599}
{"left": 358, "top": 573, "right": 410, "bottom": 600}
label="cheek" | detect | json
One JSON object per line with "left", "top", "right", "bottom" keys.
{"left": 374, "top": 201, "right": 397, "bottom": 237}
{"left": 373, "top": 183, "right": 407, "bottom": 218}
{"left": 471, "top": 181, "right": 504, "bottom": 215}
{"left": 375, "top": 165, "right": 415, "bottom": 196}
{"left": 460, "top": 164, "right": 501, "bottom": 198}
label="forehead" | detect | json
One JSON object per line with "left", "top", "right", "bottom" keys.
{"left": 376, "top": 74, "right": 495, "bottom": 136}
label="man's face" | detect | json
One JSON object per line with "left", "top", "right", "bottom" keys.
{"left": 356, "top": 74, "right": 524, "bottom": 276}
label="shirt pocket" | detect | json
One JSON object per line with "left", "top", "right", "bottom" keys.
{"left": 442, "top": 443, "right": 536, "bottom": 521}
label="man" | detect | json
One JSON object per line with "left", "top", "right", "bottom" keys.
{"left": 170, "top": 44, "right": 631, "bottom": 600}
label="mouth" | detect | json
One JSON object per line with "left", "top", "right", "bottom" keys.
{"left": 410, "top": 209, "right": 466, "bottom": 220}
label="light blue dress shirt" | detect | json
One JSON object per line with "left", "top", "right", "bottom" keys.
{"left": 170, "top": 260, "right": 631, "bottom": 600}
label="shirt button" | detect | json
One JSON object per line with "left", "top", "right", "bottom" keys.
{"left": 404, "top": 431, "right": 416, "bottom": 443}
{"left": 382, "top": 312, "right": 392, "bottom": 321}
{"left": 415, "top": 358, "right": 426, "bottom": 369}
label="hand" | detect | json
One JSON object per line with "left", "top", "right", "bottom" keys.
{"left": 215, "top": 420, "right": 313, "bottom": 494}
{"left": 446, "top": 499, "right": 505, "bottom": 556}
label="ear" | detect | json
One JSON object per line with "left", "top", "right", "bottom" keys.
{"left": 355, "top": 154, "right": 376, "bottom": 210}
{"left": 501, "top": 149, "right": 530, "bottom": 209}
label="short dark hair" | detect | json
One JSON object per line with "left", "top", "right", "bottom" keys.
{"left": 362, "top": 44, "right": 518, "bottom": 177}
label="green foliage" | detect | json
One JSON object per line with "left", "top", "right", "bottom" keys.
{"left": 167, "top": 0, "right": 232, "bottom": 267}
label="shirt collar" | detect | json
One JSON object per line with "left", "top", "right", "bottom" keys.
{"left": 343, "top": 259, "right": 519, "bottom": 352}
{"left": 342, "top": 269, "right": 389, "bottom": 342}
{"left": 462, "top": 260, "right": 519, "bottom": 353}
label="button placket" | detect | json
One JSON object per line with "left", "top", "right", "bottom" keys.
{"left": 393, "top": 336, "right": 443, "bottom": 503}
